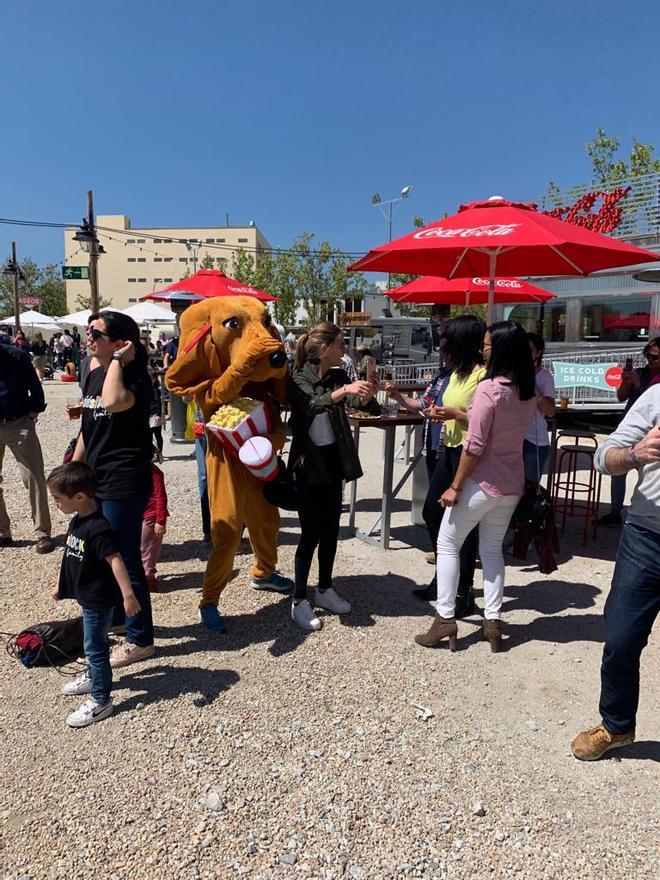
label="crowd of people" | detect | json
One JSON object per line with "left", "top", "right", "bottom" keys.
{"left": 0, "top": 314, "right": 657, "bottom": 762}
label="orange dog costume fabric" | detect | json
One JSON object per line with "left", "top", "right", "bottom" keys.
{"left": 165, "top": 297, "right": 289, "bottom": 609}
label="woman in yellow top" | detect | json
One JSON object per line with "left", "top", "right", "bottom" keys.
{"left": 419, "top": 315, "right": 486, "bottom": 612}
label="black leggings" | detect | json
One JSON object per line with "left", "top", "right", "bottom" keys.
{"left": 423, "top": 445, "right": 478, "bottom": 590}
{"left": 294, "top": 445, "right": 343, "bottom": 601}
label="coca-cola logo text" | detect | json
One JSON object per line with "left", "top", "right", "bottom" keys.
{"left": 471, "top": 278, "right": 522, "bottom": 288}
{"left": 413, "top": 223, "right": 522, "bottom": 240}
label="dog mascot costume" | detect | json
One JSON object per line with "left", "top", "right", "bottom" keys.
{"left": 166, "top": 296, "right": 291, "bottom": 631}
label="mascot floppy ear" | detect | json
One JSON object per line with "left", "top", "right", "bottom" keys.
{"left": 165, "top": 300, "right": 221, "bottom": 397}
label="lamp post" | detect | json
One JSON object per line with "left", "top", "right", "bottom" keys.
{"left": 72, "top": 190, "right": 106, "bottom": 313}
{"left": 371, "top": 185, "right": 413, "bottom": 297}
{"left": 185, "top": 241, "right": 203, "bottom": 275}
{"left": 2, "top": 242, "right": 24, "bottom": 331}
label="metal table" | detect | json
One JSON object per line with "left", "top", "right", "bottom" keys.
{"left": 347, "top": 412, "right": 426, "bottom": 549}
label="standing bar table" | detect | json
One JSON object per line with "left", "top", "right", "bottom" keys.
{"left": 347, "top": 411, "right": 426, "bottom": 549}
{"left": 546, "top": 404, "right": 622, "bottom": 493}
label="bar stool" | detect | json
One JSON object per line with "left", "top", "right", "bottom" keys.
{"left": 552, "top": 431, "right": 602, "bottom": 546}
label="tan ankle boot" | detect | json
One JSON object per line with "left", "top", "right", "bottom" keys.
{"left": 483, "top": 619, "right": 502, "bottom": 653}
{"left": 414, "top": 614, "right": 458, "bottom": 650}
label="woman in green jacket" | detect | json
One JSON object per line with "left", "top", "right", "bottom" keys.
{"left": 289, "top": 323, "right": 379, "bottom": 631}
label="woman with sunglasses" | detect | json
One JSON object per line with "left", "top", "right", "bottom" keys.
{"left": 72, "top": 311, "right": 155, "bottom": 668}
{"left": 599, "top": 336, "right": 660, "bottom": 526}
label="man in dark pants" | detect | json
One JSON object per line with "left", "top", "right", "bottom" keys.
{"left": 0, "top": 344, "right": 54, "bottom": 553}
{"left": 571, "top": 385, "right": 660, "bottom": 760}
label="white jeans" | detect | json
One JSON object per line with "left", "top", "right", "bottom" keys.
{"left": 436, "top": 479, "right": 520, "bottom": 620}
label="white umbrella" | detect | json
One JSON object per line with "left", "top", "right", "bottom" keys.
{"left": 121, "top": 302, "right": 175, "bottom": 325}
{"left": 57, "top": 308, "right": 92, "bottom": 327}
{"left": 0, "top": 309, "right": 62, "bottom": 332}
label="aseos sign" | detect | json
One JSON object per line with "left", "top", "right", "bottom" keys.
{"left": 414, "top": 223, "right": 522, "bottom": 240}
{"left": 553, "top": 361, "right": 623, "bottom": 392}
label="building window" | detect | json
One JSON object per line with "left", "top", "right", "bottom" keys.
{"left": 164, "top": 239, "right": 172, "bottom": 243}
{"left": 137, "top": 257, "right": 146, "bottom": 262}
{"left": 582, "top": 297, "right": 652, "bottom": 343}
{"left": 137, "top": 239, "right": 145, "bottom": 243}
{"left": 154, "top": 257, "right": 162, "bottom": 262}
{"left": 127, "top": 239, "right": 135, "bottom": 243}
{"left": 508, "top": 302, "right": 567, "bottom": 342}
{"left": 164, "top": 257, "right": 173, "bottom": 262}
{"left": 138, "top": 277, "right": 146, "bottom": 282}
{"left": 128, "top": 297, "right": 137, "bottom": 303}
{"left": 179, "top": 257, "right": 187, "bottom": 262}
{"left": 128, "top": 257, "right": 136, "bottom": 262}
{"left": 153, "top": 238, "right": 162, "bottom": 243}
{"left": 206, "top": 238, "right": 215, "bottom": 243}
{"left": 164, "top": 277, "right": 173, "bottom": 282}
{"left": 128, "top": 277, "right": 137, "bottom": 282}
{"left": 189, "top": 238, "right": 199, "bottom": 243}
{"left": 217, "top": 238, "right": 225, "bottom": 243}
{"left": 238, "top": 237, "right": 248, "bottom": 243}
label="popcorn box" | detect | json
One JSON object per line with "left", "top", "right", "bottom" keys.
{"left": 206, "top": 400, "right": 272, "bottom": 455}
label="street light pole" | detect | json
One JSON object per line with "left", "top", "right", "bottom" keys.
{"left": 371, "top": 185, "right": 413, "bottom": 304}
{"left": 87, "top": 190, "right": 100, "bottom": 313}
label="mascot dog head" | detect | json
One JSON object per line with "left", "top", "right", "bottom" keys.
{"left": 165, "top": 296, "right": 287, "bottom": 400}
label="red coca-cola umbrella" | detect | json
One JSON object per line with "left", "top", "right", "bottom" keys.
{"left": 387, "top": 275, "right": 555, "bottom": 306}
{"left": 603, "top": 311, "right": 650, "bottom": 329}
{"left": 349, "top": 196, "right": 659, "bottom": 322}
{"left": 141, "top": 269, "right": 277, "bottom": 302}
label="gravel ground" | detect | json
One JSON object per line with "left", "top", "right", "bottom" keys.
{"left": 1, "top": 381, "right": 658, "bottom": 880}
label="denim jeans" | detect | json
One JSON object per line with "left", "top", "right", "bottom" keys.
{"left": 82, "top": 606, "right": 114, "bottom": 704}
{"left": 436, "top": 479, "right": 519, "bottom": 620}
{"left": 522, "top": 440, "right": 550, "bottom": 483}
{"left": 195, "top": 435, "right": 211, "bottom": 539}
{"left": 98, "top": 495, "right": 153, "bottom": 647}
{"left": 599, "top": 522, "right": 660, "bottom": 734}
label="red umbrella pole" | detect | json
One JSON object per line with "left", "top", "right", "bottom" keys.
{"left": 488, "top": 252, "right": 497, "bottom": 325}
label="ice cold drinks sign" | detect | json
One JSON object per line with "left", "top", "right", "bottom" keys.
{"left": 552, "top": 362, "right": 623, "bottom": 391}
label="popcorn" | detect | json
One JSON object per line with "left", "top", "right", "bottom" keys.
{"left": 208, "top": 397, "right": 260, "bottom": 429}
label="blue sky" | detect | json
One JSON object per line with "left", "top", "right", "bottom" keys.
{"left": 2, "top": 0, "right": 659, "bottom": 267}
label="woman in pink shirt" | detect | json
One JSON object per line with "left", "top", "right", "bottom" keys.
{"left": 415, "top": 321, "right": 537, "bottom": 653}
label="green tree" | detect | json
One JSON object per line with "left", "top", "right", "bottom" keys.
{"left": 232, "top": 247, "right": 257, "bottom": 285}
{"left": 75, "top": 293, "right": 113, "bottom": 310}
{"left": 585, "top": 128, "right": 660, "bottom": 185}
{"left": 0, "top": 257, "right": 67, "bottom": 318}
{"left": 38, "top": 264, "right": 67, "bottom": 316}
{"left": 199, "top": 252, "right": 215, "bottom": 270}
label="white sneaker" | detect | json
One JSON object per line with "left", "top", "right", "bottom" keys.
{"left": 66, "top": 697, "right": 114, "bottom": 728}
{"left": 62, "top": 671, "right": 92, "bottom": 696}
{"left": 313, "top": 587, "right": 351, "bottom": 614}
{"left": 291, "top": 600, "right": 322, "bottom": 632}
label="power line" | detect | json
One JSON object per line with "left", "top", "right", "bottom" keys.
{"left": 0, "top": 215, "right": 367, "bottom": 258}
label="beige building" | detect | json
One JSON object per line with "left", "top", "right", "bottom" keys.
{"left": 63, "top": 214, "right": 271, "bottom": 311}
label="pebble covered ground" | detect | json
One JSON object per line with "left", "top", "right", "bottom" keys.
{"left": 0, "top": 382, "right": 658, "bottom": 880}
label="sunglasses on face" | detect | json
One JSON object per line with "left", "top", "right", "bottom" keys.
{"left": 88, "top": 328, "right": 112, "bottom": 341}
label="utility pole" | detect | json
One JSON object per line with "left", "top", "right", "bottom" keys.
{"left": 11, "top": 242, "right": 20, "bottom": 331}
{"left": 87, "top": 190, "right": 100, "bottom": 313}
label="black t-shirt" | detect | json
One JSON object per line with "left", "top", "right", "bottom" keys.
{"left": 58, "top": 510, "right": 122, "bottom": 609}
{"left": 81, "top": 364, "right": 153, "bottom": 499}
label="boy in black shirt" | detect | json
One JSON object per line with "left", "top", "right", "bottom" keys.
{"left": 47, "top": 462, "right": 140, "bottom": 728}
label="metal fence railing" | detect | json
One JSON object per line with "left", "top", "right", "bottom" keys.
{"left": 379, "top": 348, "right": 645, "bottom": 405}
{"left": 541, "top": 348, "right": 644, "bottom": 406}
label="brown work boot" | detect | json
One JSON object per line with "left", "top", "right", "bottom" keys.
{"left": 414, "top": 614, "right": 457, "bottom": 650}
{"left": 483, "top": 619, "right": 502, "bottom": 653}
{"left": 570, "top": 724, "right": 635, "bottom": 761}
{"left": 36, "top": 536, "right": 55, "bottom": 554}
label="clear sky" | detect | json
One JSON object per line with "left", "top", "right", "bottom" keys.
{"left": 1, "top": 0, "right": 659, "bottom": 267}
